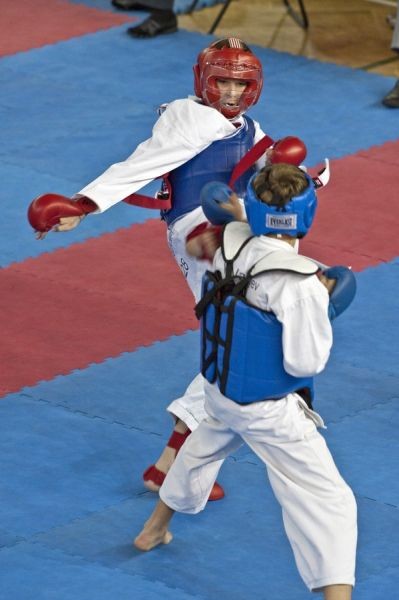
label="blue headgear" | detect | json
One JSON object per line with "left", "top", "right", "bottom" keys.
{"left": 244, "top": 172, "right": 317, "bottom": 237}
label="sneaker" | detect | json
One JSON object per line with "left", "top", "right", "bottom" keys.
{"left": 112, "top": 0, "right": 148, "bottom": 9}
{"left": 127, "top": 12, "right": 178, "bottom": 37}
{"left": 382, "top": 80, "right": 399, "bottom": 108}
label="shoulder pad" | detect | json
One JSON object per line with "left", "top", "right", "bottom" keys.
{"left": 222, "top": 222, "right": 319, "bottom": 276}
{"left": 222, "top": 222, "right": 254, "bottom": 261}
{"left": 251, "top": 251, "right": 319, "bottom": 277}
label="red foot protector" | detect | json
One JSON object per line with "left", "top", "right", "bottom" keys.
{"left": 0, "top": 0, "right": 135, "bottom": 57}
{"left": 0, "top": 220, "right": 197, "bottom": 396}
{"left": 302, "top": 143, "right": 399, "bottom": 269}
{"left": 143, "top": 429, "right": 191, "bottom": 489}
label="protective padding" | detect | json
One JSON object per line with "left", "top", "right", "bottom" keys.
{"left": 245, "top": 173, "right": 317, "bottom": 236}
{"left": 269, "top": 136, "right": 307, "bottom": 166}
{"left": 27, "top": 193, "right": 84, "bottom": 232}
{"left": 194, "top": 44, "right": 263, "bottom": 118}
{"left": 200, "top": 181, "right": 235, "bottom": 225}
{"left": 216, "top": 296, "right": 313, "bottom": 402}
{"left": 324, "top": 265, "right": 357, "bottom": 319}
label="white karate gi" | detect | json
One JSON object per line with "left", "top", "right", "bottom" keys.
{"left": 78, "top": 97, "right": 266, "bottom": 430}
{"left": 160, "top": 234, "right": 357, "bottom": 591}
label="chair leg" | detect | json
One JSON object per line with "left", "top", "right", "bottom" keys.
{"left": 186, "top": 0, "right": 201, "bottom": 15}
{"left": 189, "top": 0, "right": 310, "bottom": 34}
{"left": 283, "top": 0, "right": 309, "bottom": 29}
{"left": 208, "top": 0, "right": 234, "bottom": 34}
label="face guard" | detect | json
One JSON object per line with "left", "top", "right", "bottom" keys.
{"left": 244, "top": 173, "right": 318, "bottom": 237}
{"left": 193, "top": 39, "right": 263, "bottom": 119}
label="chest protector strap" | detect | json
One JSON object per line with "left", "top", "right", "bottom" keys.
{"left": 196, "top": 222, "right": 319, "bottom": 405}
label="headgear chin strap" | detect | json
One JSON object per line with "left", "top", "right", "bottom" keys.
{"left": 244, "top": 173, "right": 318, "bottom": 237}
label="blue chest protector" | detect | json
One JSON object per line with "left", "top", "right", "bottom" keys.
{"left": 195, "top": 222, "right": 319, "bottom": 406}
{"left": 161, "top": 116, "right": 256, "bottom": 226}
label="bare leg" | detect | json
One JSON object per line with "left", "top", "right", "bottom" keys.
{"left": 323, "top": 584, "right": 352, "bottom": 600}
{"left": 143, "top": 418, "right": 225, "bottom": 502}
{"left": 134, "top": 500, "right": 175, "bottom": 551}
{"left": 154, "top": 419, "right": 189, "bottom": 475}
{"left": 143, "top": 419, "right": 190, "bottom": 492}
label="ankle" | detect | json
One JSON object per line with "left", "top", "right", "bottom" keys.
{"left": 323, "top": 584, "right": 352, "bottom": 600}
{"left": 150, "top": 9, "right": 175, "bottom": 20}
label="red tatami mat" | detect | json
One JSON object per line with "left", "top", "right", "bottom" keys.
{"left": 0, "top": 0, "right": 134, "bottom": 57}
{"left": 1, "top": 220, "right": 196, "bottom": 396}
{"left": 357, "top": 138, "right": 399, "bottom": 166}
{"left": 2, "top": 141, "right": 398, "bottom": 396}
{"left": 301, "top": 141, "right": 399, "bottom": 268}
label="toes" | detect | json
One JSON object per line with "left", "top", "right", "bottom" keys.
{"left": 163, "top": 530, "right": 173, "bottom": 545}
{"left": 133, "top": 529, "right": 173, "bottom": 551}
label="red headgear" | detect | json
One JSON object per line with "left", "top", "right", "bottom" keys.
{"left": 193, "top": 38, "right": 263, "bottom": 119}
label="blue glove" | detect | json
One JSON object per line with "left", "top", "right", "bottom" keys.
{"left": 323, "top": 266, "right": 357, "bottom": 320}
{"left": 200, "top": 181, "right": 236, "bottom": 225}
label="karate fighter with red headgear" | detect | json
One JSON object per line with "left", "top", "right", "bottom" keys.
{"left": 28, "top": 38, "right": 308, "bottom": 501}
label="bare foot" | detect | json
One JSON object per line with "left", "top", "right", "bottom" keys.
{"left": 134, "top": 527, "right": 173, "bottom": 551}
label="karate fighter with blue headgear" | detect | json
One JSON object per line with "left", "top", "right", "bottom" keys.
{"left": 134, "top": 163, "right": 358, "bottom": 600}
{"left": 27, "top": 38, "right": 308, "bottom": 502}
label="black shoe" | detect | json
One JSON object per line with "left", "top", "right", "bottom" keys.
{"left": 382, "top": 80, "right": 399, "bottom": 108}
{"left": 112, "top": 0, "right": 148, "bottom": 10}
{"left": 127, "top": 12, "right": 178, "bottom": 38}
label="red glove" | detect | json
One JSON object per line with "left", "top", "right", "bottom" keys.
{"left": 186, "top": 222, "right": 223, "bottom": 262}
{"left": 268, "top": 136, "right": 307, "bottom": 166}
{"left": 27, "top": 193, "right": 97, "bottom": 232}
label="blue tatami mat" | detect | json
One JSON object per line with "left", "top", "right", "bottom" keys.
{"left": 25, "top": 461, "right": 312, "bottom": 600}
{"left": 325, "top": 399, "right": 399, "bottom": 508}
{"left": 0, "top": 396, "right": 154, "bottom": 538}
{"left": 0, "top": 542, "right": 201, "bottom": 600}
{"left": 17, "top": 332, "right": 199, "bottom": 433}
{"left": 354, "top": 567, "right": 399, "bottom": 600}
{"left": 2, "top": 463, "right": 398, "bottom": 600}
{"left": 316, "top": 362, "right": 398, "bottom": 425}
{"left": 329, "top": 261, "right": 399, "bottom": 377}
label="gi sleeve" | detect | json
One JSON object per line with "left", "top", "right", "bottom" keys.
{"left": 78, "top": 98, "right": 237, "bottom": 212}
{"left": 277, "top": 276, "right": 333, "bottom": 378}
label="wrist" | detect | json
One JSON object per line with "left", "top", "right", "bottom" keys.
{"left": 74, "top": 196, "right": 98, "bottom": 214}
